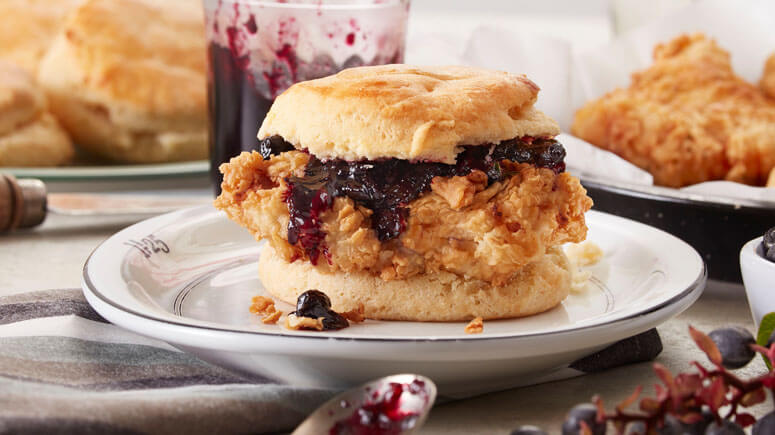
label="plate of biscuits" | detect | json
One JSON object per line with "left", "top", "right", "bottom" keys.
{"left": 0, "top": 0, "right": 208, "bottom": 180}
{"left": 82, "top": 65, "right": 706, "bottom": 397}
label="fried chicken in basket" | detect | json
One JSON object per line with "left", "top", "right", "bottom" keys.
{"left": 572, "top": 34, "right": 775, "bottom": 187}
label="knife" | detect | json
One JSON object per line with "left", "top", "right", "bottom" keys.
{"left": 1, "top": 173, "right": 212, "bottom": 232}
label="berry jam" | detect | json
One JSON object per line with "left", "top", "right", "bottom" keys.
{"left": 280, "top": 136, "right": 566, "bottom": 264}
{"left": 292, "top": 290, "right": 349, "bottom": 331}
{"left": 329, "top": 380, "right": 427, "bottom": 435}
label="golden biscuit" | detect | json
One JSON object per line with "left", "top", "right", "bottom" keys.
{"left": 37, "top": 0, "right": 207, "bottom": 163}
{"left": 0, "top": 0, "right": 81, "bottom": 74}
{"left": 0, "top": 62, "right": 72, "bottom": 166}
{"left": 259, "top": 245, "right": 571, "bottom": 321}
{"left": 258, "top": 64, "right": 560, "bottom": 164}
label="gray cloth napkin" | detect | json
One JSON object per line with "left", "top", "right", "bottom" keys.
{"left": 0, "top": 289, "right": 662, "bottom": 435}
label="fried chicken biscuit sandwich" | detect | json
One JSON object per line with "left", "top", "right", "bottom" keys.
{"left": 215, "top": 65, "right": 593, "bottom": 321}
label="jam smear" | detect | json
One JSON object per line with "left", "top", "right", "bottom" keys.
{"left": 292, "top": 290, "right": 349, "bottom": 331}
{"left": 329, "top": 380, "right": 427, "bottom": 435}
{"left": 279, "top": 136, "right": 566, "bottom": 264}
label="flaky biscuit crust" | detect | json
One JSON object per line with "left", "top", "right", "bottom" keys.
{"left": 0, "top": 61, "right": 46, "bottom": 137}
{"left": 257, "top": 65, "right": 560, "bottom": 164}
{"left": 37, "top": 0, "right": 207, "bottom": 163}
{"left": 572, "top": 33, "right": 775, "bottom": 187}
{"left": 0, "top": 0, "right": 81, "bottom": 74}
{"left": 215, "top": 150, "right": 591, "bottom": 286}
{"left": 259, "top": 244, "right": 571, "bottom": 321}
{"left": 761, "top": 54, "right": 775, "bottom": 100}
{"left": 0, "top": 62, "right": 73, "bottom": 166}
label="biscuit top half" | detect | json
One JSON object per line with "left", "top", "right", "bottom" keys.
{"left": 257, "top": 64, "right": 560, "bottom": 163}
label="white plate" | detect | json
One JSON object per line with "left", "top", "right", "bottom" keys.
{"left": 81, "top": 207, "right": 706, "bottom": 396}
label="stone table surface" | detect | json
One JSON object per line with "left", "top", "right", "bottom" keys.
{"left": 1, "top": 211, "right": 771, "bottom": 434}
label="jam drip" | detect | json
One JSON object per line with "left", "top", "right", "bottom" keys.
{"left": 329, "top": 380, "right": 427, "bottom": 435}
{"left": 280, "top": 136, "right": 566, "bottom": 264}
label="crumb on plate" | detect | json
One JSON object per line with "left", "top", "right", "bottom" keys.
{"left": 465, "top": 317, "right": 484, "bottom": 334}
{"left": 261, "top": 310, "right": 282, "bottom": 324}
{"left": 285, "top": 313, "right": 324, "bottom": 331}
{"left": 250, "top": 295, "right": 276, "bottom": 315}
{"left": 341, "top": 303, "right": 365, "bottom": 323}
{"left": 564, "top": 241, "right": 603, "bottom": 293}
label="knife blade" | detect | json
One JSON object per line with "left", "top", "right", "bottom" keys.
{"left": 1, "top": 173, "right": 212, "bottom": 231}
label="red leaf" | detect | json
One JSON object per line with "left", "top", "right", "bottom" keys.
{"left": 699, "top": 377, "right": 727, "bottom": 411}
{"left": 689, "top": 326, "right": 722, "bottom": 365}
{"left": 764, "top": 376, "right": 775, "bottom": 389}
{"left": 679, "top": 412, "right": 703, "bottom": 424}
{"left": 653, "top": 363, "right": 675, "bottom": 389}
{"left": 617, "top": 385, "right": 642, "bottom": 412}
{"left": 674, "top": 373, "right": 702, "bottom": 397}
{"left": 741, "top": 388, "right": 767, "bottom": 407}
{"left": 640, "top": 397, "right": 661, "bottom": 413}
{"left": 735, "top": 412, "right": 756, "bottom": 427}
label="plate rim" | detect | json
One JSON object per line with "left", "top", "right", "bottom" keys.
{"left": 576, "top": 172, "right": 775, "bottom": 212}
{"left": 81, "top": 206, "right": 708, "bottom": 344}
{"left": 4, "top": 160, "right": 208, "bottom": 181}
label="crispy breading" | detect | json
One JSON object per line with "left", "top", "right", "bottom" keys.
{"left": 215, "top": 150, "right": 592, "bottom": 286}
{"left": 761, "top": 54, "right": 775, "bottom": 100}
{"left": 572, "top": 33, "right": 775, "bottom": 187}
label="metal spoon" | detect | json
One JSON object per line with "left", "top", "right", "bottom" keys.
{"left": 292, "top": 374, "right": 437, "bottom": 435}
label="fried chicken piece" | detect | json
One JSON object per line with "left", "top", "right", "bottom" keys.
{"left": 573, "top": 33, "right": 775, "bottom": 187}
{"left": 761, "top": 54, "right": 775, "bottom": 100}
{"left": 215, "top": 150, "right": 592, "bottom": 286}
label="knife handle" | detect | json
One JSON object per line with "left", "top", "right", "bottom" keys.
{"left": 0, "top": 173, "right": 47, "bottom": 232}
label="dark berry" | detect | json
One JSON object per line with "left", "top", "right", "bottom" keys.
{"left": 766, "top": 245, "right": 775, "bottom": 263}
{"left": 510, "top": 425, "right": 547, "bottom": 435}
{"left": 562, "top": 403, "right": 605, "bottom": 435}
{"left": 753, "top": 412, "right": 775, "bottom": 435}
{"left": 657, "top": 410, "right": 714, "bottom": 435}
{"left": 708, "top": 327, "right": 756, "bottom": 369}
{"left": 657, "top": 414, "right": 686, "bottom": 435}
{"left": 763, "top": 227, "right": 775, "bottom": 250}
{"left": 625, "top": 421, "right": 646, "bottom": 435}
{"left": 293, "top": 290, "right": 349, "bottom": 330}
{"left": 704, "top": 420, "right": 744, "bottom": 435}
{"left": 258, "top": 135, "right": 295, "bottom": 160}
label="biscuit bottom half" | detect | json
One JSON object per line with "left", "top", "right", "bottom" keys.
{"left": 258, "top": 244, "right": 571, "bottom": 321}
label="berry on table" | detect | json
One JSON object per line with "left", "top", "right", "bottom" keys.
{"left": 708, "top": 327, "right": 756, "bottom": 369}
{"left": 704, "top": 419, "right": 745, "bottom": 435}
{"left": 562, "top": 403, "right": 605, "bottom": 435}
{"left": 753, "top": 412, "right": 775, "bottom": 435}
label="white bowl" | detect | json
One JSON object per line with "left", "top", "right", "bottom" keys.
{"left": 740, "top": 236, "right": 775, "bottom": 327}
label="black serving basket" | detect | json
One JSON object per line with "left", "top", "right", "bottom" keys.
{"left": 577, "top": 173, "right": 775, "bottom": 283}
